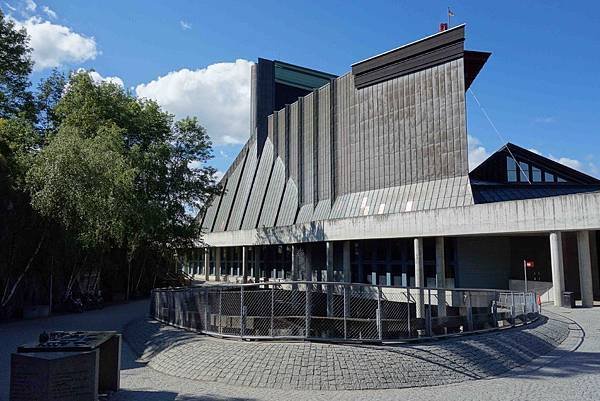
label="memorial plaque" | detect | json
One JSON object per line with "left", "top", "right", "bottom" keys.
{"left": 10, "top": 350, "right": 98, "bottom": 401}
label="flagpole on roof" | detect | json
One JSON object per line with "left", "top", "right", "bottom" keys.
{"left": 448, "top": 7, "right": 454, "bottom": 27}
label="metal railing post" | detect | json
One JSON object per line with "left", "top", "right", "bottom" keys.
{"left": 466, "top": 291, "right": 474, "bottom": 332}
{"left": 270, "top": 285, "right": 275, "bottom": 337}
{"left": 511, "top": 291, "right": 516, "bottom": 326}
{"left": 426, "top": 288, "right": 432, "bottom": 337}
{"left": 240, "top": 285, "right": 245, "bottom": 338}
{"left": 523, "top": 292, "right": 527, "bottom": 325}
{"left": 204, "top": 287, "right": 209, "bottom": 332}
{"left": 492, "top": 299, "right": 498, "bottom": 328}
{"left": 407, "top": 286, "right": 411, "bottom": 337}
{"left": 218, "top": 288, "right": 223, "bottom": 334}
{"left": 343, "top": 285, "right": 348, "bottom": 340}
{"left": 377, "top": 285, "right": 382, "bottom": 341}
{"left": 305, "top": 283, "right": 311, "bottom": 338}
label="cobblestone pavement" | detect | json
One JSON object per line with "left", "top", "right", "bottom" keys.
{"left": 123, "top": 316, "right": 568, "bottom": 391}
{"left": 1, "top": 300, "right": 598, "bottom": 401}
{"left": 112, "top": 305, "right": 599, "bottom": 401}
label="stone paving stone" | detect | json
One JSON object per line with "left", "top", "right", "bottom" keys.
{"left": 122, "top": 314, "right": 569, "bottom": 391}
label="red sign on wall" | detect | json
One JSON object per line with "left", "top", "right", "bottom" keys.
{"left": 524, "top": 260, "right": 535, "bottom": 269}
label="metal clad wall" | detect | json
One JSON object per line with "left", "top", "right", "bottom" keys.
{"left": 318, "top": 84, "right": 331, "bottom": 201}
{"left": 277, "top": 109, "right": 286, "bottom": 162}
{"left": 242, "top": 138, "right": 274, "bottom": 229}
{"left": 213, "top": 149, "right": 247, "bottom": 232}
{"left": 276, "top": 179, "right": 299, "bottom": 226}
{"left": 227, "top": 140, "right": 258, "bottom": 230}
{"left": 289, "top": 102, "right": 299, "bottom": 185}
{"left": 201, "top": 192, "right": 222, "bottom": 232}
{"left": 258, "top": 157, "right": 286, "bottom": 227}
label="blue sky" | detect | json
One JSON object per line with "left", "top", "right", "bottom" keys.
{"left": 3, "top": 0, "right": 600, "bottom": 177}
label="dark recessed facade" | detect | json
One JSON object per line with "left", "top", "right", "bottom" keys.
{"left": 189, "top": 25, "right": 600, "bottom": 308}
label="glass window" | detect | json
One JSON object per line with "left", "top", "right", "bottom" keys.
{"left": 544, "top": 172, "right": 555, "bottom": 182}
{"left": 506, "top": 157, "right": 517, "bottom": 182}
{"left": 519, "top": 162, "right": 529, "bottom": 182}
{"left": 557, "top": 176, "right": 567, "bottom": 183}
{"left": 532, "top": 166, "right": 542, "bottom": 182}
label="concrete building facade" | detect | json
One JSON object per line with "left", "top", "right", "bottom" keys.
{"left": 188, "top": 25, "right": 600, "bottom": 307}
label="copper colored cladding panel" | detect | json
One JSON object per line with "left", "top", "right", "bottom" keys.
{"left": 352, "top": 25, "right": 466, "bottom": 90}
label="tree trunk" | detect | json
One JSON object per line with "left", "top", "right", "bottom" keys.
{"left": 1, "top": 230, "right": 46, "bottom": 308}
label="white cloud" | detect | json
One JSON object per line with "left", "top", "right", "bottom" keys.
{"left": 85, "top": 70, "right": 124, "bottom": 87}
{"left": 136, "top": 59, "right": 253, "bottom": 145}
{"left": 180, "top": 20, "right": 191, "bottom": 30}
{"left": 213, "top": 170, "right": 224, "bottom": 182}
{"left": 533, "top": 116, "right": 556, "bottom": 124}
{"left": 24, "top": 0, "right": 35, "bottom": 12}
{"left": 42, "top": 5, "right": 56, "bottom": 19}
{"left": 14, "top": 17, "right": 98, "bottom": 71}
{"left": 530, "top": 149, "right": 599, "bottom": 178}
{"left": 467, "top": 135, "right": 490, "bottom": 171}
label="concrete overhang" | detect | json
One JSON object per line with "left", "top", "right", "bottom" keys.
{"left": 201, "top": 191, "right": 600, "bottom": 247}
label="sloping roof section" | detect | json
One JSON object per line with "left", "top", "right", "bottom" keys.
{"left": 470, "top": 142, "right": 600, "bottom": 203}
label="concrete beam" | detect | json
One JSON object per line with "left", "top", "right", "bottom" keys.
{"left": 203, "top": 191, "right": 600, "bottom": 247}
{"left": 577, "top": 231, "right": 594, "bottom": 307}
{"left": 550, "top": 232, "right": 565, "bottom": 307}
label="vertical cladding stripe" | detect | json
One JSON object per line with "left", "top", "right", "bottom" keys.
{"left": 242, "top": 139, "right": 274, "bottom": 229}
{"left": 228, "top": 140, "right": 258, "bottom": 230}
{"left": 214, "top": 147, "right": 248, "bottom": 232}
{"left": 439, "top": 64, "right": 448, "bottom": 178}
{"left": 297, "top": 98, "right": 304, "bottom": 205}
{"left": 285, "top": 105, "right": 290, "bottom": 179}
{"left": 313, "top": 90, "right": 319, "bottom": 205}
{"left": 330, "top": 78, "right": 336, "bottom": 204}
{"left": 458, "top": 58, "right": 468, "bottom": 175}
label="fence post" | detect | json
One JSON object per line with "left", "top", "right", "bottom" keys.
{"left": 377, "top": 285, "right": 382, "bottom": 341}
{"left": 522, "top": 292, "right": 527, "bottom": 325}
{"left": 343, "top": 285, "right": 348, "bottom": 340}
{"left": 426, "top": 288, "right": 432, "bottom": 337}
{"left": 407, "top": 286, "right": 411, "bottom": 338}
{"left": 270, "top": 285, "right": 275, "bottom": 337}
{"left": 511, "top": 291, "right": 516, "bottom": 327}
{"left": 492, "top": 299, "right": 498, "bottom": 328}
{"left": 305, "top": 283, "right": 311, "bottom": 338}
{"left": 466, "top": 291, "right": 474, "bottom": 332}
{"left": 240, "top": 285, "right": 245, "bottom": 338}
{"left": 218, "top": 288, "right": 223, "bottom": 335}
{"left": 204, "top": 287, "right": 209, "bottom": 333}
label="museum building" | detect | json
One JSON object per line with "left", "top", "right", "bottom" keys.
{"left": 188, "top": 25, "right": 600, "bottom": 307}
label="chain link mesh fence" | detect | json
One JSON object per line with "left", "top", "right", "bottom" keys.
{"left": 150, "top": 282, "right": 539, "bottom": 343}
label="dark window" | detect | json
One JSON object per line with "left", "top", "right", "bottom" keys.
{"left": 506, "top": 157, "right": 517, "bottom": 182}
{"left": 519, "top": 161, "right": 529, "bottom": 182}
{"left": 532, "top": 167, "right": 542, "bottom": 182}
{"left": 544, "top": 172, "right": 555, "bottom": 182}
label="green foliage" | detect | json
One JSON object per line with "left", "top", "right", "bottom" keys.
{"left": 0, "top": 117, "right": 39, "bottom": 189}
{"left": 36, "top": 69, "right": 67, "bottom": 135}
{"left": 0, "top": 10, "right": 35, "bottom": 120}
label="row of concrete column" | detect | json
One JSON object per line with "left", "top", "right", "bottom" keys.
{"left": 550, "top": 230, "right": 594, "bottom": 307}
{"left": 201, "top": 230, "right": 595, "bottom": 308}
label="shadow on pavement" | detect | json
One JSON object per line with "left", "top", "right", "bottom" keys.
{"left": 111, "top": 390, "right": 257, "bottom": 401}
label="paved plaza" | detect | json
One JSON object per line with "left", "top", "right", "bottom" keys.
{"left": 1, "top": 300, "right": 599, "bottom": 401}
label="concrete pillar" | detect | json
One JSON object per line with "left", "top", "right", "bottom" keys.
{"left": 414, "top": 238, "right": 425, "bottom": 318}
{"left": 215, "top": 247, "right": 221, "bottom": 282}
{"left": 326, "top": 242, "right": 334, "bottom": 316}
{"left": 550, "top": 232, "right": 565, "bottom": 307}
{"left": 291, "top": 244, "right": 297, "bottom": 281}
{"left": 590, "top": 231, "right": 599, "bottom": 299}
{"left": 343, "top": 241, "right": 351, "bottom": 283}
{"left": 253, "top": 246, "right": 261, "bottom": 281}
{"left": 577, "top": 231, "right": 594, "bottom": 307}
{"left": 435, "top": 237, "right": 447, "bottom": 317}
{"left": 241, "top": 246, "right": 247, "bottom": 284}
{"left": 203, "top": 248, "right": 210, "bottom": 282}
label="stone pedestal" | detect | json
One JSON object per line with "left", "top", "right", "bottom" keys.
{"left": 10, "top": 350, "right": 99, "bottom": 401}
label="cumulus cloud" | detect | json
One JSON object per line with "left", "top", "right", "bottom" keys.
{"left": 529, "top": 148, "right": 599, "bottom": 178}
{"left": 42, "top": 5, "right": 56, "bottom": 19}
{"left": 467, "top": 135, "right": 490, "bottom": 171}
{"left": 180, "top": 20, "right": 191, "bottom": 30}
{"left": 135, "top": 59, "right": 253, "bottom": 145}
{"left": 85, "top": 70, "right": 124, "bottom": 87}
{"left": 24, "top": 0, "right": 35, "bottom": 12}
{"left": 14, "top": 17, "right": 98, "bottom": 71}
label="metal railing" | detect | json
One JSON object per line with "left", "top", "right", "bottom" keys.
{"left": 150, "top": 281, "right": 539, "bottom": 343}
